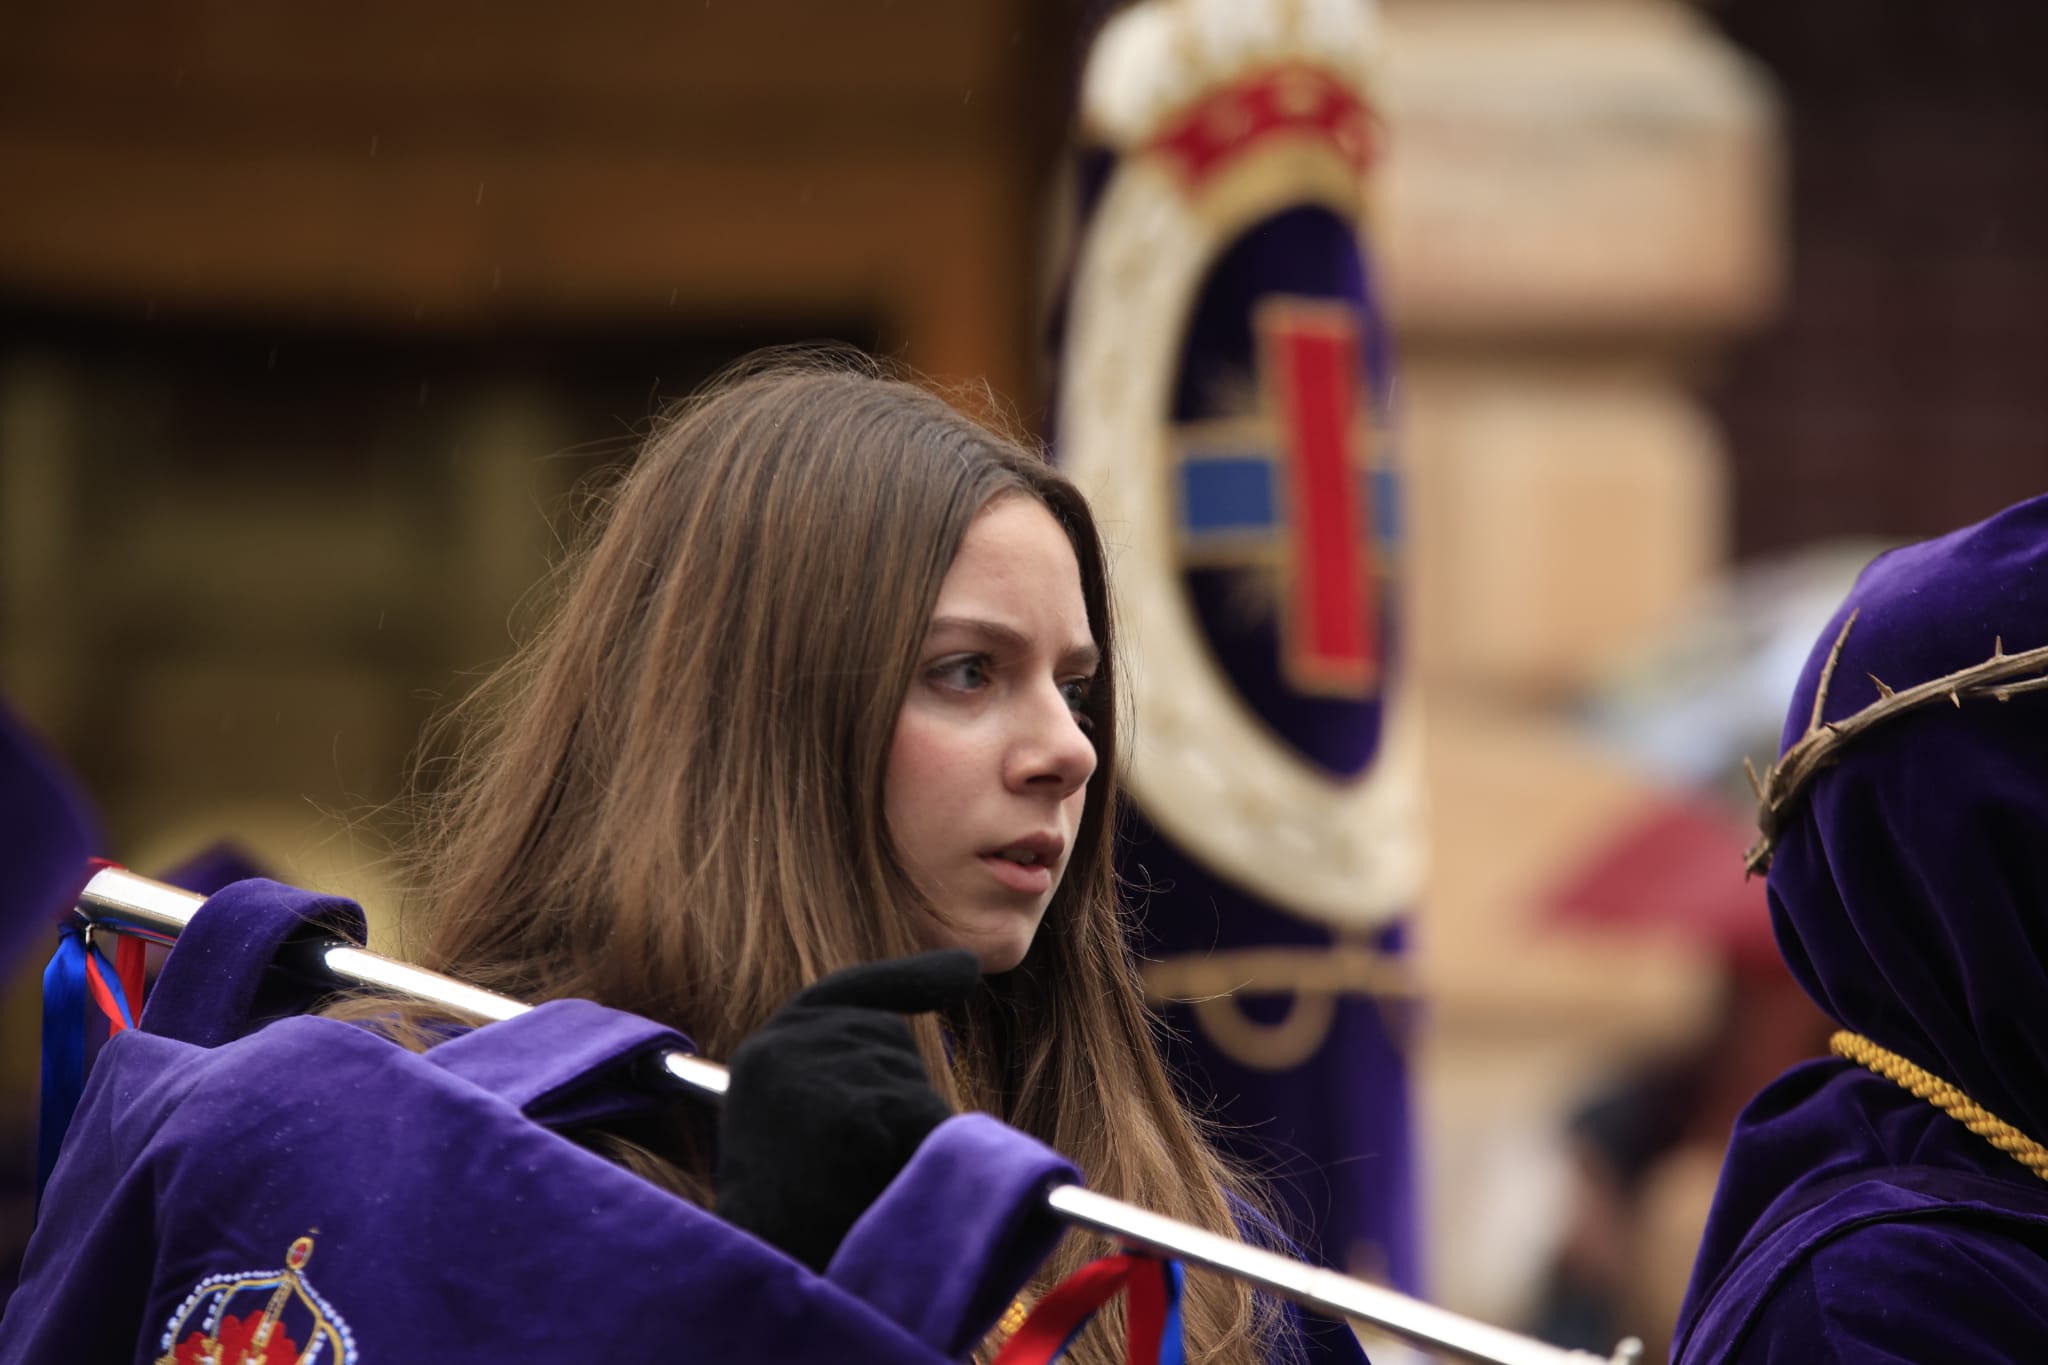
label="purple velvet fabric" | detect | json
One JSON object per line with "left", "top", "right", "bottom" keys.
{"left": 1673, "top": 498, "right": 2048, "bottom": 1362}
{"left": 0, "top": 880, "right": 1078, "bottom": 1363}
{"left": 133, "top": 878, "right": 367, "bottom": 1048}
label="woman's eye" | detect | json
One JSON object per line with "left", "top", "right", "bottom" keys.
{"left": 930, "top": 655, "right": 992, "bottom": 691}
{"left": 1059, "top": 676, "right": 1097, "bottom": 724}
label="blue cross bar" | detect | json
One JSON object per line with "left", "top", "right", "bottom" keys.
{"left": 1178, "top": 448, "right": 1400, "bottom": 549}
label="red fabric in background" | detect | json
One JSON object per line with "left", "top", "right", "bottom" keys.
{"left": 1542, "top": 795, "right": 1777, "bottom": 975}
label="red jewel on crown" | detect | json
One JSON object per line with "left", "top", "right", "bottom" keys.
{"left": 1145, "top": 63, "right": 1375, "bottom": 188}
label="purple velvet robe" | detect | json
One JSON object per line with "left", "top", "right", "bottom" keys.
{"left": 1673, "top": 498, "right": 2048, "bottom": 1362}
{"left": 1, "top": 880, "right": 1078, "bottom": 1363}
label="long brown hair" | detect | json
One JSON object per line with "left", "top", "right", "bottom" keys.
{"left": 352, "top": 355, "right": 1273, "bottom": 1362}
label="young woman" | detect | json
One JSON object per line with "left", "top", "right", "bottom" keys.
{"left": 347, "top": 357, "right": 1302, "bottom": 1363}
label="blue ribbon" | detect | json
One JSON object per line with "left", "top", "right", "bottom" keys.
{"left": 1158, "top": 1262, "right": 1187, "bottom": 1365}
{"left": 37, "top": 923, "right": 131, "bottom": 1209}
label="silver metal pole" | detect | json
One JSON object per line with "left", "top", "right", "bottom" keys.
{"left": 76, "top": 866, "right": 1641, "bottom": 1365}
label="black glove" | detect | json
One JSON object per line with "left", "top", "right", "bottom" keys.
{"left": 713, "top": 949, "right": 980, "bottom": 1272}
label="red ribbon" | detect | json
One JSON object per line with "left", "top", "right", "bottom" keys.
{"left": 992, "top": 1254, "right": 1180, "bottom": 1365}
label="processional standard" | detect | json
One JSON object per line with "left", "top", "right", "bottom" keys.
{"left": 74, "top": 866, "right": 1642, "bottom": 1365}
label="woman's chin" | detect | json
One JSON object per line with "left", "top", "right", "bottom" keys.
{"left": 970, "top": 937, "right": 1034, "bottom": 975}
{"left": 917, "top": 903, "right": 1044, "bottom": 975}
{"left": 947, "top": 918, "right": 1040, "bottom": 975}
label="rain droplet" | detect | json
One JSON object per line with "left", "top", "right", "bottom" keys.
{"left": 475, "top": 181, "right": 486, "bottom": 205}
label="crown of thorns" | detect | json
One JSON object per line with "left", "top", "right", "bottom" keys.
{"left": 1744, "top": 609, "right": 2048, "bottom": 875}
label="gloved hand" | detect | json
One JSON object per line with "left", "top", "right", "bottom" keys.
{"left": 713, "top": 949, "right": 981, "bottom": 1272}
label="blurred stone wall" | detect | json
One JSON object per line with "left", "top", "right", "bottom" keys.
{"left": 0, "top": 1, "right": 1071, "bottom": 921}
{"left": 1374, "top": 0, "right": 1781, "bottom": 1333}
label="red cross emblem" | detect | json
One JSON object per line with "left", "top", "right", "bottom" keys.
{"left": 1175, "top": 296, "right": 1390, "bottom": 698}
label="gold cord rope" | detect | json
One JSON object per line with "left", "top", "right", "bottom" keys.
{"left": 1831, "top": 1030, "right": 2048, "bottom": 1184}
{"left": 993, "top": 1296, "right": 1033, "bottom": 1342}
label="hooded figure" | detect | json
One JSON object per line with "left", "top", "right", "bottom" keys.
{"left": 1672, "top": 497, "right": 2048, "bottom": 1362}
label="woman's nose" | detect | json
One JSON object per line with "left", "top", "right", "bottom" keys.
{"left": 1010, "top": 684, "right": 1097, "bottom": 796}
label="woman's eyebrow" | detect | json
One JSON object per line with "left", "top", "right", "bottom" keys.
{"left": 927, "top": 616, "right": 1101, "bottom": 670}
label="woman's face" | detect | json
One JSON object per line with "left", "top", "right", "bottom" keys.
{"left": 885, "top": 495, "right": 1101, "bottom": 973}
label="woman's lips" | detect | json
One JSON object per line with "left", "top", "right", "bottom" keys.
{"left": 980, "top": 853, "right": 1054, "bottom": 896}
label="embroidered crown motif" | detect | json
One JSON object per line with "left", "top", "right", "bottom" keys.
{"left": 156, "top": 1233, "right": 356, "bottom": 1365}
